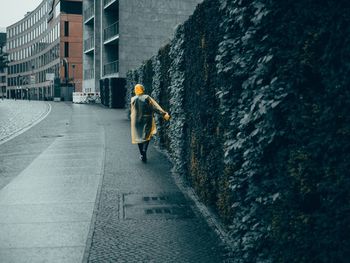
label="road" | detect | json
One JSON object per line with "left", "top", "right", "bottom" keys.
{"left": 0, "top": 101, "right": 230, "bottom": 262}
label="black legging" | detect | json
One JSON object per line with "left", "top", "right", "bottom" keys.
{"left": 138, "top": 141, "right": 150, "bottom": 155}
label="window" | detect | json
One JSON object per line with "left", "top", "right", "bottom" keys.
{"left": 64, "top": 42, "right": 69, "bottom": 57}
{"left": 64, "top": 21, "right": 69, "bottom": 36}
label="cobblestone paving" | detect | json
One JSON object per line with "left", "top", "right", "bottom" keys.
{"left": 86, "top": 107, "right": 232, "bottom": 263}
{"left": 0, "top": 99, "right": 50, "bottom": 144}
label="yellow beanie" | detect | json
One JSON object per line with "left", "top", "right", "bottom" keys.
{"left": 134, "top": 84, "right": 144, "bottom": 95}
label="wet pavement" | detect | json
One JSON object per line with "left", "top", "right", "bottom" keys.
{"left": 0, "top": 101, "right": 230, "bottom": 262}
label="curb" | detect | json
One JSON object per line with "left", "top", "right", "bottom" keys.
{"left": 153, "top": 145, "right": 234, "bottom": 252}
{"left": 0, "top": 102, "right": 52, "bottom": 146}
{"left": 81, "top": 122, "right": 107, "bottom": 263}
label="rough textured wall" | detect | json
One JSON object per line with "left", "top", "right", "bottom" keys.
{"left": 181, "top": 0, "right": 224, "bottom": 212}
{"left": 126, "top": 0, "right": 350, "bottom": 262}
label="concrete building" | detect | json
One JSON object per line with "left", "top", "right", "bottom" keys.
{"left": 82, "top": 0, "right": 202, "bottom": 101}
{"left": 0, "top": 32, "right": 6, "bottom": 98}
{"left": 6, "top": 0, "right": 83, "bottom": 101}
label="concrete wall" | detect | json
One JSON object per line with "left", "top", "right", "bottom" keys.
{"left": 82, "top": 0, "right": 94, "bottom": 92}
{"left": 94, "top": 0, "right": 102, "bottom": 92}
{"left": 82, "top": 0, "right": 99, "bottom": 93}
{"left": 118, "top": 0, "right": 202, "bottom": 77}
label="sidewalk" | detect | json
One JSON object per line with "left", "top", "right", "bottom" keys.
{"left": 0, "top": 103, "right": 104, "bottom": 263}
{"left": 0, "top": 103, "right": 229, "bottom": 262}
{"left": 86, "top": 105, "right": 228, "bottom": 262}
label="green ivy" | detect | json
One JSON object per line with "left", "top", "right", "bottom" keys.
{"left": 126, "top": 0, "right": 350, "bottom": 261}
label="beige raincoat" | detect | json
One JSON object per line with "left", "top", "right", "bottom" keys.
{"left": 130, "top": 94, "right": 167, "bottom": 144}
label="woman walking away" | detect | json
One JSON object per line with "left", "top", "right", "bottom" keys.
{"left": 130, "top": 84, "right": 170, "bottom": 162}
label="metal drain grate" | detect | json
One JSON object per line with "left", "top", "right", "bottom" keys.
{"left": 145, "top": 208, "right": 173, "bottom": 214}
{"left": 125, "top": 193, "right": 188, "bottom": 206}
{"left": 41, "top": 135, "right": 64, "bottom": 138}
{"left": 143, "top": 196, "right": 169, "bottom": 202}
{"left": 123, "top": 193, "right": 194, "bottom": 220}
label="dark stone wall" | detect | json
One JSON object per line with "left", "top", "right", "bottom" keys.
{"left": 126, "top": 0, "right": 350, "bottom": 262}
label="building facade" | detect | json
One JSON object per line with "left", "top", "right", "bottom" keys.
{"left": 0, "top": 32, "right": 6, "bottom": 98}
{"left": 82, "top": 0, "right": 202, "bottom": 97}
{"left": 6, "top": 0, "right": 83, "bottom": 100}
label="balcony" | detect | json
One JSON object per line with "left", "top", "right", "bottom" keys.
{"left": 84, "top": 37, "right": 94, "bottom": 54}
{"left": 84, "top": 68, "right": 94, "bottom": 80}
{"left": 104, "top": 22, "right": 119, "bottom": 45}
{"left": 84, "top": 5, "right": 94, "bottom": 24}
{"left": 104, "top": 0, "right": 118, "bottom": 10}
{"left": 104, "top": 60, "right": 118, "bottom": 76}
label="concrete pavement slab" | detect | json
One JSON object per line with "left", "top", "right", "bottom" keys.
{"left": 0, "top": 102, "right": 105, "bottom": 262}
{"left": 6, "top": 174, "right": 100, "bottom": 190}
{"left": 0, "top": 247, "right": 85, "bottom": 263}
{"left": 12, "top": 167, "right": 102, "bottom": 177}
{"left": 0, "top": 222, "right": 90, "bottom": 248}
{"left": 28, "top": 159, "right": 102, "bottom": 169}
{"left": 0, "top": 186, "right": 99, "bottom": 205}
{"left": 0, "top": 203, "right": 94, "bottom": 224}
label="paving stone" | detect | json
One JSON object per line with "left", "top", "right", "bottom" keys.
{"left": 0, "top": 100, "right": 50, "bottom": 144}
{"left": 86, "top": 107, "right": 232, "bottom": 262}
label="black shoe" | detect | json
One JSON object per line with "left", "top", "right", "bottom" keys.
{"left": 141, "top": 151, "right": 147, "bottom": 162}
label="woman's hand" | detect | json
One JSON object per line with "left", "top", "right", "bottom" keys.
{"left": 163, "top": 112, "right": 171, "bottom": 121}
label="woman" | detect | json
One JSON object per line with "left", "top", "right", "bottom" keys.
{"left": 130, "top": 84, "right": 170, "bottom": 162}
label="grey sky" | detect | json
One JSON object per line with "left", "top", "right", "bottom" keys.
{"left": 0, "top": 0, "right": 43, "bottom": 29}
